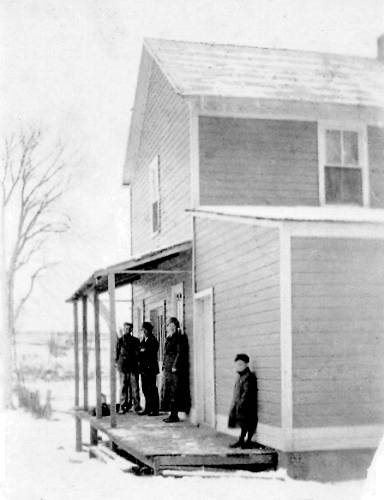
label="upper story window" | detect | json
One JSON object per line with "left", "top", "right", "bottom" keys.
{"left": 149, "top": 156, "right": 160, "bottom": 234}
{"left": 319, "top": 123, "right": 368, "bottom": 206}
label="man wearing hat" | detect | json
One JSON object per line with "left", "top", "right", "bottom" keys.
{"left": 228, "top": 353, "right": 258, "bottom": 448}
{"left": 138, "top": 322, "right": 160, "bottom": 416}
{"left": 115, "top": 322, "right": 141, "bottom": 414}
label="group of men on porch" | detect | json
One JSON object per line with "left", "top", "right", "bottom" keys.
{"left": 115, "top": 317, "right": 189, "bottom": 423}
{"left": 115, "top": 319, "right": 258, "bottom": 448}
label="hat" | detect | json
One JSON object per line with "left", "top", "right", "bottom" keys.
{"left": 142, "top": 322, "right": 153, "bottom": 333}
{"left": 234, "top": 353, "right": 249, "bottom": 363}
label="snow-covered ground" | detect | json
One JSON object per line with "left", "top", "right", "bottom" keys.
{"left": 0, "top": 333, "right": 377, "bottom": 499}
{"left": 0, "top": 406, "right": 367, "bottom": 500}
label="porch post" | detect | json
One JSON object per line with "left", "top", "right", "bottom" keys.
{"left": 94, "top": 290, "right": 102, "bottom": 419}
{"left": 108, "top": 273, "right": 117, "bottom": 428}
{"left": 82, "top": 295, "right": 88, "bottom": 410}
{"left": 73, "top": 300, "right": 82, "bottom": 451}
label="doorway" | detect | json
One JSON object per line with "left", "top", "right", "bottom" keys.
{"left": 149, "top": 301, "right": 166, "bottom": 365}
{"left": 193, "top": 288, "right": 215, "bottom": 427}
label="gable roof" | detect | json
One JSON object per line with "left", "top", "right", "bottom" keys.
{"left": 123, "top": 38, "right": 384, "bottom": 184}
{"left": 144, "top": 38, "right": 384, "bottom": 109}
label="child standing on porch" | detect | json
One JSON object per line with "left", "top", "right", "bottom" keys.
{"left": 228, "top": 353, "right": 258, "bottom": 449}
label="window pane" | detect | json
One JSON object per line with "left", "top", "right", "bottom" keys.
{"left": 342, "top": 167, "right": 362, "bottom": 204}
{"left": 343, "top": 131, "right": 359, "bottom": 165}
{"left": 325, "top": 166, "right": 342, "bottom": 203}
{"left": 325, "top": 167, "right": 362, "bottom": 205}
{"left": 326, "top": 130, "right": 341, "bottom": 164}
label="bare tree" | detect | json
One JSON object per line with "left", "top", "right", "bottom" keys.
{"left": 0, "top": 127, "right": 70, "bottom": 408}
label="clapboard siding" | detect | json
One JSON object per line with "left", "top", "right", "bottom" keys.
{"left": 291, "top": 237, "right": 384, "bottom": 428}
{"left": 195, "top": 218, "right": 281, "bottom": 426}
{"left": 368, "top": 126, "right": 384, "bottom": 208}
{"left": 131, "top": 53, "right": 191, "bottom": 255}
{"left": 132, "top": 252, "right": 194, "bottom": 399}
{"left": 199, "top": 117, "right": 319, "bottom": 206}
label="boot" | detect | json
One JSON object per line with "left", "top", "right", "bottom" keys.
{"left": 229, "top": 440, "right": 244, "bottom": 448}
{"left": 163, "top": 413, "right": 180, "bottom": 423}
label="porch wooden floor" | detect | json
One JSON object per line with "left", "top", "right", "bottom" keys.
{"left": 75, "top": 410, "right": 277, "bottom": 474}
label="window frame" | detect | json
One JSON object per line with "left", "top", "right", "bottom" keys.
{"left": 149, "top": 155, "right": 161, "bottom": 235}
{"left": 317, "top": 121, "right": 369, "bottom": 207}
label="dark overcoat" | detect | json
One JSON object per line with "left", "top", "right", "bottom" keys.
{"left": 228, "top": 367, "right": 258, "bottom": 429}
{"left": 161, "top": 332, "right": 190, "bottom": 413}
{"left": 138, "top": 334, "right": 159, "bottom": 375}
{"left": 115, "top": 334, "right": 139, "bottom": 373}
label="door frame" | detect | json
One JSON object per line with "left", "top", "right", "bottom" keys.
{"left": 193, "top": 287, "right": 216, "bottom": 427}
{"left": 171, "top": 282, "right": 184, "bottom": 332}
{"left": 149, "top": 299, "right": 166, "bottom": 369}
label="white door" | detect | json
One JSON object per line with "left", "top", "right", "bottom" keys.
{"left": 194, "top": 288, "right": 215, "bottom": 427}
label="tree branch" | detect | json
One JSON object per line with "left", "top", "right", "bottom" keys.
{"left": 14, "top": 239, "right": 45, "bottom": 272}
{"left": 14, "top": 262, "right": 58, "bottom": 322}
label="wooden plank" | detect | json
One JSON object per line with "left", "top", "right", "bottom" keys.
{"left": 94, "top": 291, "right": 102, "bottom": 419}
{"left": 73, "top": 300, "right": 82, "bottom": 452}
{"left": 82, "top": 296, "right": 88, "bottom": 410}
{"left": 90, "top": 425, "right": 98, "bottom": 446}
{"left": 75, "top": 416, "right": 82, "bottom": 452}
{"left": 155, "top": 454, "right": 275, "bottom": 468}
{"left": 73, "top": 301, "right": 80, "bottom": 408}
{"left": 368, "top": 126, "right": 384, "bottom": 208}
{"left": 108, "top": 273, "right": 117, "bottom": 428}
{"left": 161, "top": 468, "right": 283, "bottom": 478}
{"left": 89, "top": 445, "right": 137, "bottom": 471}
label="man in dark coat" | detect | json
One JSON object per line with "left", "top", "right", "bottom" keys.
{"left": 138, "top": 322, "right": 159, "bottom": 416}
{"left": 161, "top": 317, "right": 189, "bottom": 423}
{"left": 115, "top": 322, "right": 141, "bottom": 413}
{"left": 228, "top": 353, "right": 258, "bottom": 448}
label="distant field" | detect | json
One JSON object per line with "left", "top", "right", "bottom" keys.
{"left": 15, "top": 330, "right": 111, "bottom": 412}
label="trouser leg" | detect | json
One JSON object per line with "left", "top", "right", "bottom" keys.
{"left": 246, "top": 424, "right": 256, "bottom": 443}
{"left": 239, "top": 426, "right": 248, "bottom": 444}
{"left": 130, "top": 372, "right": 141, "bottom": 410}
{"left": 150, "top": 374, "right": 159, "bottom": 414}
{"left": 126, "top": 372, "right": 133, "bottom": 409}
{"left": 141, "top": 375, "right": 149, "bottom": 412}
{"left": 169, "top": 373, "right": 179, "bottom": 417}
{"left": 242, "top": 421, "right": 257, "bottom": 443}
{"left": 119, "top": 372, "right": 129, "bottom": 408}
{"left": 144, "top": 374, "right": 159, "bottom": 414}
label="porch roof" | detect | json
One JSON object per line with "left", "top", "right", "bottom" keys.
{"left": 67, "top": 240, "right": 192, "bottom": 302}
{"left": 189, "top": 205, "right": 384, "bottom": 224}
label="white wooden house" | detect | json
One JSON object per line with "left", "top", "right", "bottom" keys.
{"left": 70, "top": 37, "right": 384, "bottom": 478}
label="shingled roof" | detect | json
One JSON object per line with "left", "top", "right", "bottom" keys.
{"left": 144, "top": 38, "right": 384, "bottom": 109}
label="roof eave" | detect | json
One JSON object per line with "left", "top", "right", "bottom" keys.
{"left": 66, "top": 240, "right": 192, "bottom": 302}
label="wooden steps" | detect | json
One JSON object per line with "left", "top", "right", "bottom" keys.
{"left": 89, "top": 444, "right": 137, "bottom": 472}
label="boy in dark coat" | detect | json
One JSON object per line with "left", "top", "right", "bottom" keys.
{"left": 138, "top": 322, "right": 159, "bottom": 416}
{"left": 228, "top": 353, "right": 258, "bottom": 449}
{"left": 115, "top": 322, "right": 141, "bottom": 413}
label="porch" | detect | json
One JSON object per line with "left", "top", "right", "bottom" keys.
{"left": 67, "top": 241, "right": 192, "bottom": 446}
{"left": 75, "top": 409, "right": 277, "bottom": 474}
{"left": 67, "top": 239, "right": 278, "bottom": 474}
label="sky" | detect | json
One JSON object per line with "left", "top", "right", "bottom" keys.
{"left": 2, "top": 0, "right": 384, "bottom": 332}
